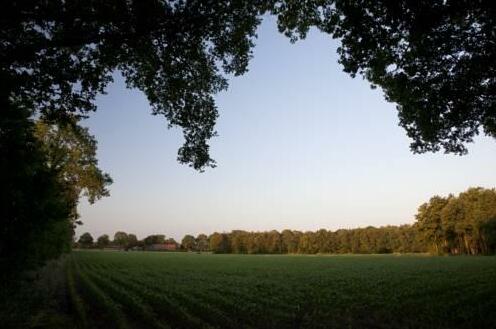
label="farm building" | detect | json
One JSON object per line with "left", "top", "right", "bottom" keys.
{"left": 164, "top": 241, "right": 177, "bottom": 250}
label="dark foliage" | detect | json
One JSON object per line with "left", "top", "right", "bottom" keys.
{"left": 3, "top": 1, "right": 494, "bottom": 171}
{"left": 78, "top": 232, "right": 94, "bottom": 249}
{"left": 275, "top": 0, "right": 496, "bottom": 155}
{"left": 96, "top": 234, "right": 110, "bottom": 249}
{"left": 0, "top": 99, "right": 72, "bottom": 281}
{"left": 143, "top": 234, "right": 166, "bottom": 246}
{"left": 1, "top": 1, "right": 494, "bottom": 280}
{"left": 1, "top": 0, "right": 271, "bottom": 170}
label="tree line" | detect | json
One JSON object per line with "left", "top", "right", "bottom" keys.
{"left": 204, "top": 188, "right": 495, "bottom": 255}
{"left": 2, "top": 1, "right": 494, "bottom": 281}
{"left": 415, "top": 187, "right": 496, "bottom": 255}
{"left": 77, "top": 187, "right": 496, "bottom": 255}
{"left": 78, "top": 227, "right": 421, "bottom": 254}
{"left": 207, "top": 225, "right": 424, "bottom": 254}
{"left": 76, "top": 232, "right": 185, "bottom": 251}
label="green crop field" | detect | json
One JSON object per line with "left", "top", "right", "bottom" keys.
{"left": 57, "top": 251, "right": 496, "bottom": 329}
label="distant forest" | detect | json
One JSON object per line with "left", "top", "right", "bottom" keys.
{"left": 79, "top": 187, "right": 496, "bottom": 256}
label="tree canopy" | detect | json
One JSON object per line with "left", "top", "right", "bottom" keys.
{"left": 416, "top": 187, "right": 496, "bottom": 255}
{"left": 181, "top": 234, "right": 196, "bottom": 251}
{"left": 1, "top": 1, "right": 494, "bottom": 279}
{"left": 96, "top": 234, "right": 110, "bottom": 249}
{"left": 2, "top": 0, "right": 268, "bottom": 170}
{"left": 34, "top": 120, "right": 112, "bottom": 227}
{"left": 78, "top": 232, "right": 94, "bottom": 248}
{"left": 113, "top": 231, "right": 129, "bottom": 248}
{"left": 2, "top": 1, "right": 494, "bottom": 171}
{"left": 127, "top": 234, "right": 139, "bottom": 250}
{"left": 0, "top": 104, "right": 73, "bottom": 279}
{"left": 313, "top": 1, "right": 496, "bottom": 155}
{"left": 0, "top": 111, "right": 111, "bottom": 279}
{"left": 143, "top": 234, "right": 166, "bottom": 246}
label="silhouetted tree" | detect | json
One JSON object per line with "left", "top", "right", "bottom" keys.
{"left": 0, "top": 104, "right": 72, "bottom": 280}
{"left": 3, "top": 1, "right": 493, "bottom": 171}
{"left": 0, "top": 0, "right": 265, "bottom": 279}
{"left": 96, "top": 234, "right": 110, "bottom": 249}
{"left": 2, "top": 2, "right": 494, "bottom": 277}
{"left": 78, "top": 232, "right": 94, "bottom": 249}
{"left": 275, "top": 1, "right": 496, "bottom": 154}
{"left": 1, "top": 0, "right": 272, "bottom": 170}
{"left": 143, "top": 235, "right": 166, "bottom": 246}
{"left": 127, "top": 234, "right": 138, "bottom": 250}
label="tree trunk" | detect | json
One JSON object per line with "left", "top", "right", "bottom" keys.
{"left": 463, "top": 235, "right": 470, "bottom": 255}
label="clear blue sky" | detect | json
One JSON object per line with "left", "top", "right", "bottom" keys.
{"left": 77, "top": 17, "right": 496, "bottom": 241}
